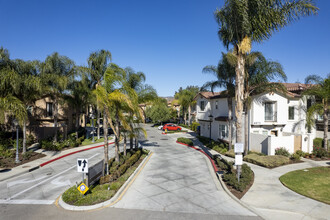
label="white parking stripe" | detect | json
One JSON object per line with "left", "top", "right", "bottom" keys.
{"left": 7, "top": 153, "right": 100, "bottom": 200}
{"left": 0, "top": 199, "right": 54, "bottom": 205}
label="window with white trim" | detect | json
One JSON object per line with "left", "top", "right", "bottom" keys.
{"left": 219, "top": 124, "right": 228, "bottom": 139}
{"left": 288, "top": 106, "right": 294, "bottom": 120}
{"left": 200, "top": 101, "right": 205, "bottom": 111}
{"left": 264, "top": 102, "right": 276, "bottom": 121}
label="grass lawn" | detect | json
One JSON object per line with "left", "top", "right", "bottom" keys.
{"left": 280, "top": 166, "right": 330, "bottom": 204}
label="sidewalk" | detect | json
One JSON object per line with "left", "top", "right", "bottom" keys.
{"left": 180, "top": 132, "right": 330, "bottom": 220}
{"left": 0, "top": 140, "right": 114, "bottom": 182}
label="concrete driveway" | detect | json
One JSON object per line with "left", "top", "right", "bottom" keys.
{"left": 113, "top": 125, "right": 259, "bottom": 218}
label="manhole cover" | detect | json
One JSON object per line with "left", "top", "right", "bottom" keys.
{"left": 160, "top": 138, "right": 168, "bottom": 140}
{"left": 150, "top": 136, "right": 155, "bottom": 138}
{"left": 47, "top": 173, "right": 52, "bottom": 176}
{"left": 22, "top": 166, "right": 30, "bottom": 168}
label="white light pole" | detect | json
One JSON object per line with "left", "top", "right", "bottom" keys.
{"left": 13, "top": 119, "right": 20, "bottom": 164}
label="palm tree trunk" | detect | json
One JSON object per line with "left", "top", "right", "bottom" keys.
{"left": 227, "top": 97, "right": 232, "bottom": 150}
{"left": 123, "top": 133, "right": 127, "bottom": 156}
{"left": 103, "top": 109, "right": 109, "bottom": 175}
{"left": 115, "top": 108, "right": 120, "bottom": 162}
{"left": 323, "top": 99, "right": 328, "bottom": 150}
{"left": 129, "top": 113, "right": 134, "bottom": 149}
{"left": 188, "top": 105, "right": 192, "bottom": 126}
{"left": 97, "top": 107, "right": 100, "bottom": 139}
{"left": 54, "top": 100, "right": 58, "bottom": 143}
{"left": 183, "top": 107, "right": 186, "bottom": 125}
{"left": 75, "top": 108, "right": 79, "bottom": 138}
{"left": 22, "top": 120, "right": 26, "bottom": 154}
{"left": 244, "top": 106, "right": 249, "bottom": 155}
{"left": 235, "top": 50, "right": 245, "bottom": 143}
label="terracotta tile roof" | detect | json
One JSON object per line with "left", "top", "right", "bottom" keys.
{"left": 281, "top": 83, "right": 313, "bottom": 92}
{"left": 198, "top": 91, "right": 226, "bottom": 99}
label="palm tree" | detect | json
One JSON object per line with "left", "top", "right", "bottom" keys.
{"left": 242, "top": 52, "right": 287, "bottom": 155}
{"left": 304, "top": 74, "right": 330, "bottom": 150}
{"left": 215, "top": 0, "right": 318, "bottom": 143}
{"left": 175, "top": 86, "right": 199, "bottom": 125}
{"left": 202, "top": 52, "right": 235, "bottom": 149}
{"left": 12, "top": 59, "right": 42, "bottom": 153}
{"left": 88, "top": 50, "right": 112, "bottom": 140}
{"left": 66, "top": 71, "right": 92, "bottom": 139}
{"left": 0, "top": 47, "right": 27, "bottom": 126}
{"left": 41, "top": 52, "right": 75, "bottom": 142}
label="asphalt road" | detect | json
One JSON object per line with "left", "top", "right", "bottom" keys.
{"left": 0, "top": 124, "right": 262, "bottom": 220}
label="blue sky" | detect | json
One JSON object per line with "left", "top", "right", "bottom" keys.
{"left": 1, "top": 0, "right": 329, "bottom": 97}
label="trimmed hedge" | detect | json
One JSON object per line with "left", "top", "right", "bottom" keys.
{"left": 177, "top": 137, "right": 193, "bottom": 146}
{"left": 244, "top": 154, "right": 290, "bottom": 168}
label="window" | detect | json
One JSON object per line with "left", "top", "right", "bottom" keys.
{"left": 307, "top": 99, "right": 312, "bottom": 109}
{"left": 200, "top": 101, "right": 205, "bottom": 111}
{"left": 262, "top": 130, "right": 268, "bottom": 135}
{"left": 215, "top": 101, "right": 218, "bottom": 109}
{"left": 46, "top": 102, "right": 53, "bottom": 117}
{"left": 288, "top": 106, "right": 294, "bottom": 120}
{"left": 264, "top": 102, "right": 276, "bottom": 121}
{"left": 219, "top": 124, "right": 228, "bottom": 139}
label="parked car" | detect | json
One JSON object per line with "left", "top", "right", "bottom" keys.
{"left": 163, "top": 124, "right": 182, "bottom": 131}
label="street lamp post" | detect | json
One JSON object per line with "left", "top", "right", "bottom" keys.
{"left": 13, "top": 119, "right": 20, "bottom": 164}
{"left": 90, "top": 113, "right": 95, "bottom": 143}
{"left": 209, "top": 114, "right": 213, "bottom": 143}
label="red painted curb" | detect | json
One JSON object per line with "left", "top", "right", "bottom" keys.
{"left": 176, "top": 141, "right": 218, "bottom": 172}
{"left": 39, "top": 141, "right": 115, "bottom": 167}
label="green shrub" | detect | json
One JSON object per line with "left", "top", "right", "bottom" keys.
{"left": 222, "top": 163, "right": 253, "bottom": 192}
{"left": 26, "top": 134, "right": 36, "bottom": 146}
{"left": 275, "top": 147, "right": 290, "bottom": 157}
{"left": 290, "top": 153, "right": 301, "bottom": 161}
{"left": 244, "top": 154, "right": 290, "bottom": 168}
{"left": 295, "top": 150, "right": 305, "bottom": 157}
{"left": 190, "top": 122, "right": 200, "bottom": 132}
{"left": 177, "top": 137, "right": 193, "bottom": 146}
{"left": 225, "top": 149, "right": 235, "bottom": 158}
{"left": 0, "top": 144, "right": 14, "bottom": 158}
{"left": 313, "top": 138, "right": 323, "bottom": 148}
{"left": 248, "top": 151, "right": 265, "bottom": 156}
{"left": 312, "top": 145, "right": 328, "bottom": 158}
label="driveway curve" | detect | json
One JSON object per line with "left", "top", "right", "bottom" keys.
{"left": 113, "top": 125, "right": 259, "bottom": 218}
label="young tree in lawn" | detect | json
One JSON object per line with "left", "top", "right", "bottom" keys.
{"left": 215, "top": 0, "right": 318, "bottom": 143}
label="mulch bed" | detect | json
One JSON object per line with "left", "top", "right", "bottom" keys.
{"left": 224, "top": 172, "right": 255, "bottom": 200}
{"left": 0, "top": 152, "right": 45, "bottom": 169}
{"left": 304, "top": 157, "right": 330, "bottom": 161}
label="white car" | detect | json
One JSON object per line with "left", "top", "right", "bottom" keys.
{"left": 158, "top": 125, "right": 163, "bottom": 130}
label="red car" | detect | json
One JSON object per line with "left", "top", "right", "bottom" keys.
{"left": 163, "top": 124, "right": 182, "bottom": 131}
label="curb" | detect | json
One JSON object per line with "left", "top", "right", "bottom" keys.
{"left": 58, "top": 151, "right": 153, "bottom": 211}
{"left": 0, "top": 141, "right": 115, "bottom": 182}
{"left": 40, "top": 141, "right": 115, "bottom": 167}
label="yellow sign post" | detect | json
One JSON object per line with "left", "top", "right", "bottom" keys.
{"left": 77, "top": 182, "right": 89, "bottom": 195}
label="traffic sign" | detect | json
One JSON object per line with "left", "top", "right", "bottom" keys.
{"left": 235, "top": 154, "right": 243, "bottom": 165}
{"left": 77, "top": 158, "right": 88, "bottom": 173}
{"left": 77, "top": 182, "right": 89, "bottom": 195}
